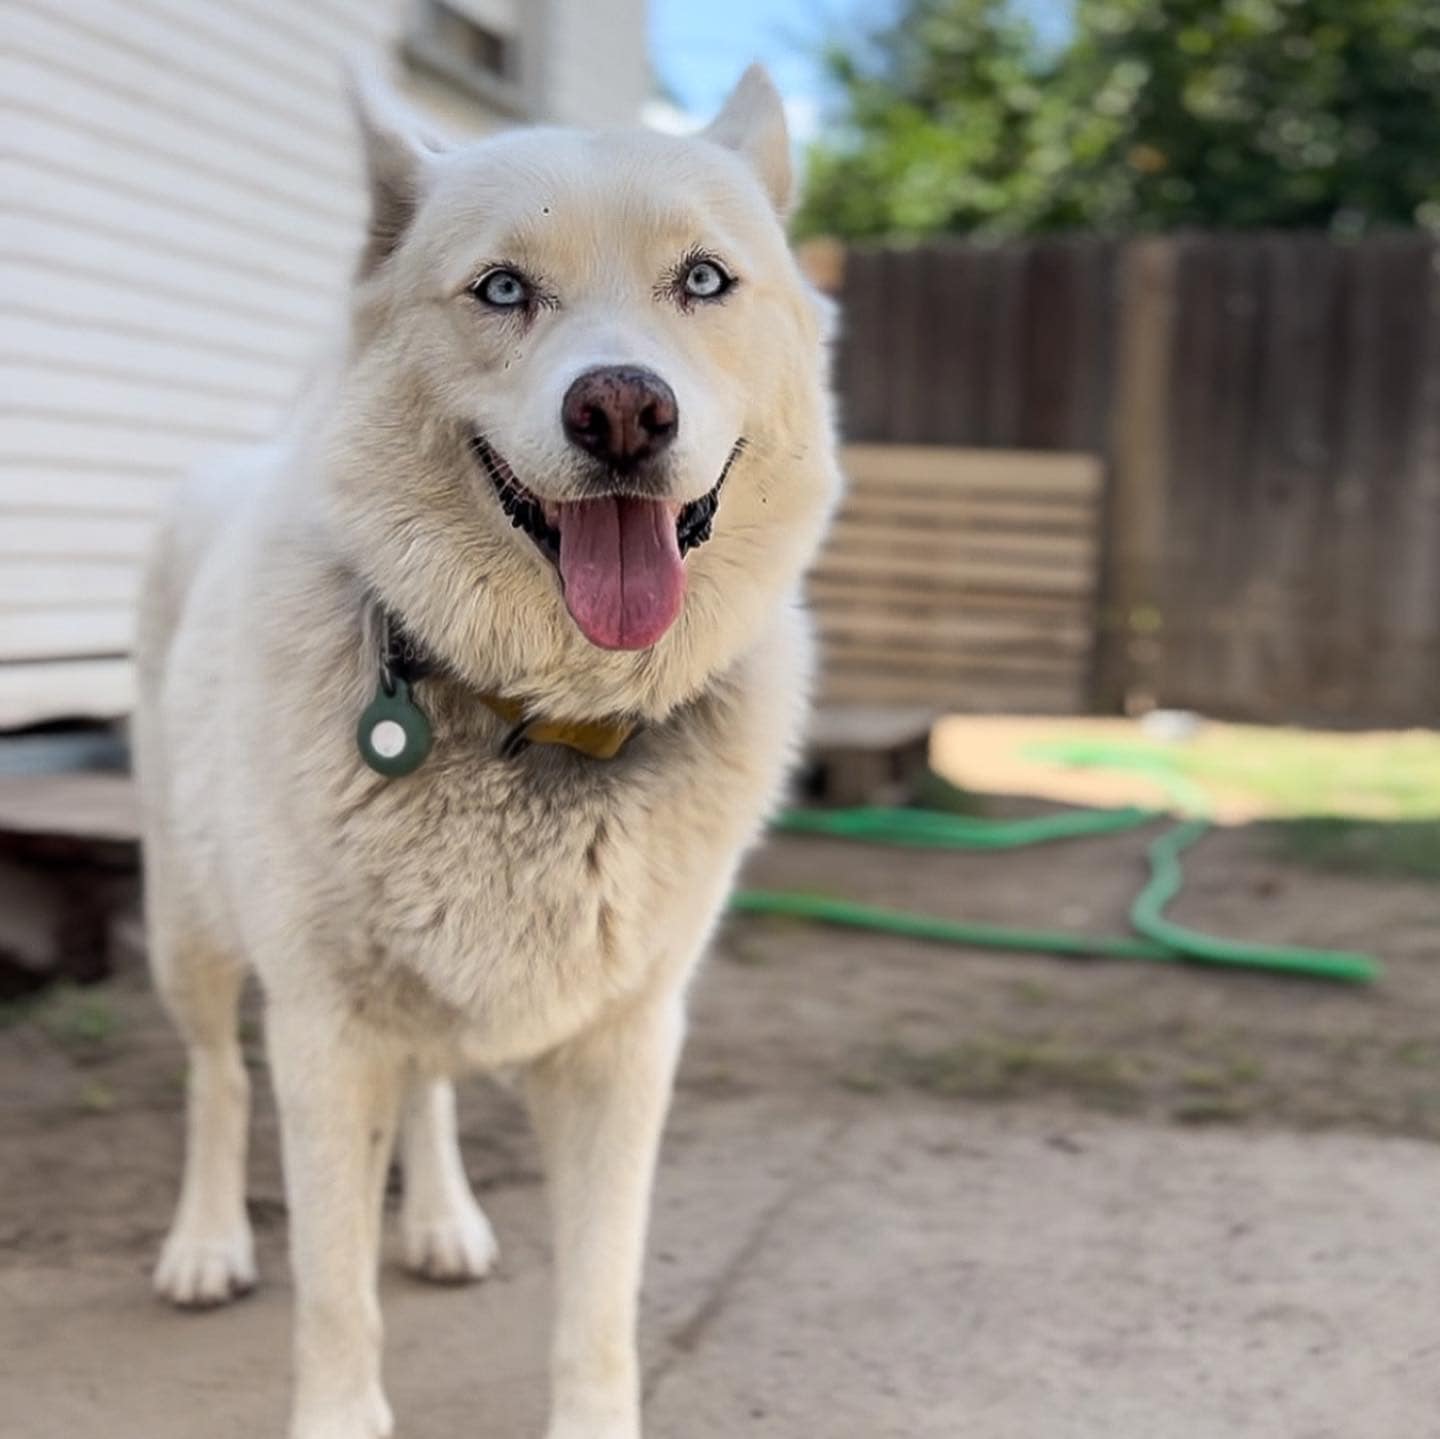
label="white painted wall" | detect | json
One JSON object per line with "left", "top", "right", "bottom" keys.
{"left": 0, "top": 0, "right": 650, "bottom": 727}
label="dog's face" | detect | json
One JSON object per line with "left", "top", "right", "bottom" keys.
{"left": 326, "top": 67, "right": 838, "bottom": 716}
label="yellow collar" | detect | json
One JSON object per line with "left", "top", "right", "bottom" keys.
{"left": 478, "top": 693, "right": 638, "bottom": 761}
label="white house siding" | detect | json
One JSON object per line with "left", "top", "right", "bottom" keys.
{"left": 0, "top": 0, "right": 650, "bottom": 727}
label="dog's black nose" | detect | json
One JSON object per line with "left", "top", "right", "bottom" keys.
{"left": 562, "top": 366, "right": 678, "bottom": 470}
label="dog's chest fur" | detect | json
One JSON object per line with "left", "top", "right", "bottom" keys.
{"left": 322, "top": 677, "right": 761, "bottom": 1065}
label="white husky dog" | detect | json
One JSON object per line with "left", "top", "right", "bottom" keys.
{"left": 134, "top": 63, "right": 838, "bottom": 1439}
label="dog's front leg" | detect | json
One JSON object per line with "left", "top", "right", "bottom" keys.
{"left": 267, "top": 1003, "right": 403, "bottom": 1439}
{"left": 526, "top": 993, "right": 685, "bottom": 1439}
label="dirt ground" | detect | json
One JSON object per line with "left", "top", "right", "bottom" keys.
{"left": 2, "top": 819, "right": 1439, "bottom": 1437}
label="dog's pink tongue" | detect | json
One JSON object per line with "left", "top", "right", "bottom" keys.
{"left": 557, "top": 496, "right": 685, "bottom": 650}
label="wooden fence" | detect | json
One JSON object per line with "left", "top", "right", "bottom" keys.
{"left": 830, "top": 234, "right": 1440, "bottom": 728}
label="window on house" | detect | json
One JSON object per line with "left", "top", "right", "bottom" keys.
{"left": 404, "top": 0, "right": 526, "bottom": 116}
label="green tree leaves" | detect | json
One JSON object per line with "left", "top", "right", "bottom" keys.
{"left": 795, "top": 0, "right": 1440, "bottom": 238}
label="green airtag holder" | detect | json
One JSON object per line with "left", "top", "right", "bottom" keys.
{"left": 357, "top": 676, "right": 432, "bottom": 778}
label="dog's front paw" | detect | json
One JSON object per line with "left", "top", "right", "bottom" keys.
{"left": 545, "top": 1420, "right": 638, "bottom": 1439}
{"left": 401, "top": 1192, "right": 498, "bottom": 1284}
{"left": 153, "top": 1220, "right": 256, "bottom": 1308}
{"left": 291, "top": 1390, "right": 394, "bottom": 1439}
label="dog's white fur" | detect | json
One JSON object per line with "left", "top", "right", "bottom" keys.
{"left": 135, "top": 65, "right": 839, "bottom": 1439}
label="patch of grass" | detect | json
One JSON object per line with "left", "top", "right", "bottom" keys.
{"left": 1172, "top": 1047, "right": 1266, "bottom": 1123}
{"left": 1265, "top": 818, "right": 1440, "bottom": 880}
{"left": 1171, "top": 1095, "right": 1254, "bottom": 1125}
{"left": 1031, "top": 725, "right": 1440, "bottom": 822}
{"left": 0, "top": 995, "right": 42, "bottom": 1030}
{"left": 36, "top": 985, "right": 120, "bottom": 1053}
{"left": 1008, "top": 978, "right": 1052, "bottom": 1006}
{"left": 1394, "top": 1040, "right": 1440, "bottom": 1068}
{"left": 1179, "top": 727, "right": 1440, "bottom": 820}
{"left": 877, "top": 1037, "right": 1146, "bottom": 1107}
{"left": 719, "top": 935, "right": 773, "bottom": 967}
{"left": 76, "top": 1079, "right": 116, "bottom": 1113}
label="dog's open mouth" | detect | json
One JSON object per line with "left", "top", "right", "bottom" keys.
{"left": 471, "top": 435, "right": 743, "bottom": 651}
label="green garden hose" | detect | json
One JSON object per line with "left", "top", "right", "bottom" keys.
{"left": 731, "top": 741, "right": 1381, "bottom": 985}
{"left": 1128, "top": 818, "right": 1374, "bottom": 983}
{"left": 730, "top": 889, "right": 1174, "bottom": 963}
{"left": 772, "top": 803, "right": 1158, "bottom": 849}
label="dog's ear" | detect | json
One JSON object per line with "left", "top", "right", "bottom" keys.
{"left": 345, "top": 61, "right": 448, "bottom": 278}
{"left": 702, "top": 64, "right": 792, "bottom": 215}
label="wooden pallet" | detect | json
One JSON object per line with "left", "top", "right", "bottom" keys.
{"left": 812, "top": 445, "right": 1104, "bottom": 714}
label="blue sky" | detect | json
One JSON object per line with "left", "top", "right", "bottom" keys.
{"left": 649, "top": 0, "right": 1073, "bottom": 141}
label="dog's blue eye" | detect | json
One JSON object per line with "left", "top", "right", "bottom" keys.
{"left": 683, "top": 260, "right": 731, "bottom": 301}
{"left": 474, "top": 269, "right": 528, "bottom": 308}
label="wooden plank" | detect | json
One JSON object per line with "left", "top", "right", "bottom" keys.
{"left": 1017, "top": 240, "right": 1081, "bottom": 448}
{"left": 1159, "top": 236, "right": 1222, "bottom": 707}
{"left": 1362, "top": 240, "right": 1434, "bottom": 723}
{"left": 931, "top": 243, "right": 984, "bottom": 443}
{"left": 826, "top": 522, "right": 1096, "bottom": 567}
{"left": 842, "top": 444, "right": 1103, "bottom": 499}
{"left": 835, "top": 495, "right": 1088, "bottom": 541}
{"left": 1403, "top": 238, "right": 1440, "bottom": 722}
{"left": 821, "top": 668, "right": 1080, "bottom": 715}
{"left": 820, "top": 637, "right": 1083, "bottom": 680}
{"left": 1252, "top": 235, "right": 1343, "bottom": 716}
{"left": 819, "top": 644, "right": 1085, "bottom": 681}
{"left": 983, "top": 245, "right": 1027, "bottom": 445}
{"left": 817, "top": 609, "right": 1091, "bottom": 655}
{"left": 836, "top": 249, "right": 891, "bottom": 442}
{"left": 1215, "top": 238, "right": 1271, "bottom": 711}
{"left": 811, "top": 550, "right": 1094, "bottom": 597}
{"left": 889, "top": 244, "right": 936, "bottom": 442}
{"left": 1095, "top": 238, "right": 1176, "bottom": 710}
{"left": 1069, "top": 241, "right": 1122, "bottom": 454}
{"left": 809, "top": 575, "right": 1086, "bottom": 615}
